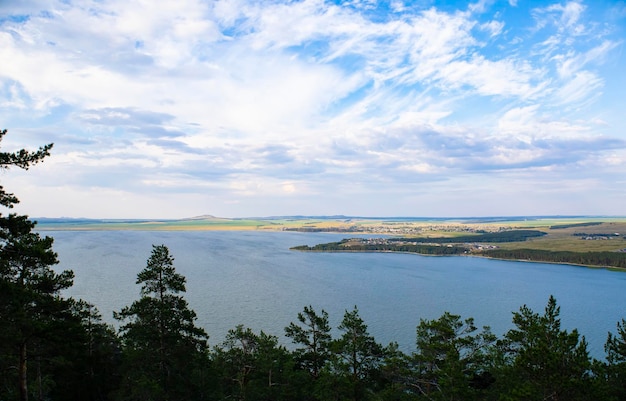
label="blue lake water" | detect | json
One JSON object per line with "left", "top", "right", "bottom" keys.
{"left": 46, "top": 230, "right": 626, "bottom": 358}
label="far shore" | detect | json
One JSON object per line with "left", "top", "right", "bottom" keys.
{"left": 291, "top": 247, "right": 626, "bottom": 272}
{"left": 35, "top": 216, "right": 626, "bottom": 262}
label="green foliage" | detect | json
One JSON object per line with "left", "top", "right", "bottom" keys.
{"left": 376, "top": 342, "right": 414, "bottom": 401}
{"left": 0, "top": 129, "right": 53, "bottom": 170}
{"left": 291, "top": 241, "right": 467, "bottom": 255}
{"left": 407, "top": 313, "right": 496, "bottom": 400}
{"left": 482, "top": 248, "right": 626, "bottom": 268}
{"left": 607, "top": 319, "right": 626, "bottom": 365}
{"left": 0, "top": 130, "right": 77, "bottom": 401}
{"left": 285, "top": 305, "right": 332, "bottom": 380}
{"left": 213, "top": 325, "right": 299, "bottom": 401}
{"left": 114, "top": 245, "right": 209, "bottom": 401}
{"left": 0, "top": 130, "right": 122, "bottom": 401}
{"left": 0, "top": 129, "right": 53, "bottom": 209}
{"left": 328, "top": 306, "right": 385, "bottom": 401}
{"left": 42, "top": 300, "right": 121, "bottom": 401}
{"left": 604, "top": 319, "right": 626, "bottom": 399}
{"left": 136, "top": 245, "right": 186, "bottom": 296}
{"left": 493, "top": 296, "right": 594, "bottom": 400}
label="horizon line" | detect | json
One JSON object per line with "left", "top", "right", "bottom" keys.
{"left": 32, "top": 214, "right": 626, "bottom": 222}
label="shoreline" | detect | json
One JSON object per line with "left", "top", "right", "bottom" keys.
{"left": 37, "top": 218, "right": 626, "bottom": 270}
{"left": 290, "top": 248, "right": 626, "bottom": 272}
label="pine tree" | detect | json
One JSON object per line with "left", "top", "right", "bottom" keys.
{"left": 0, "top": 129, "right": 52, "bottom": 209}
{"left": 114, "top": 244, "right": 209, "bottom": 401}
{"left": 213, "top": 325, "right": 297, "bottom": 401}
{"left": 285, "top": 305, "right": 332, "bottom": 379}
{"left": 0, "top": 129, "right": 73, "bottom": 401}
{"left": 411, "top": 312, "right": 496, "bottom": 400}
{"left": 495, "top": 296, "right": 594, "bottom": 400}
{"left": 46, "top": 300, "right": 121, "bottom": 401}
{"left": 329, "top": 306, "right": 384, "bottom": 401}
{"left": 604, "top": 319, "right": 626, "bottom": 399}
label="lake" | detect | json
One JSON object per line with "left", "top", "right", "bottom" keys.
{"left": 46, "top": 230, "right": 626, "bottom": 358}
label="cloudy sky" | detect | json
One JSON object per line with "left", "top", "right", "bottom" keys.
{"left": 1, "top": 0, "right": 625, "bottom": 219}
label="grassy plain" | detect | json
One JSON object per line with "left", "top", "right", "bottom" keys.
{"left": 36, "top": 216, "right": 626, "bottom": 254}
{"left": 496, "top": 221, "right": 626, "bottom": 253}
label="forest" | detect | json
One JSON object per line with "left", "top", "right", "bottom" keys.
{"left": 291, "top": 240, "right": 468, "bottom": 255}
{"left": 3, "top": 130, "right": 626, "bottom": 401}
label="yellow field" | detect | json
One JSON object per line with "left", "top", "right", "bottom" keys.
{"left": 36, "top": 216, "right": 626, "bottom": 253}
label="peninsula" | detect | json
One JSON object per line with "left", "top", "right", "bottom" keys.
{"left": 35, "top": 215, "right": 626, "bottom": 269}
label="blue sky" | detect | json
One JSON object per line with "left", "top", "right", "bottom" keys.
{"left": 1, "top": 0, "right": 625, "bottom": 218}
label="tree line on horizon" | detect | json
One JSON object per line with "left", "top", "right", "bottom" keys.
{"left": 4, "top": 129, "right": 626, "bottom": 401}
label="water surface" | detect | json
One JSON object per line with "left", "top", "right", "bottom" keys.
{"left": 48, "top": 230, "right": 626, "bottom": 357}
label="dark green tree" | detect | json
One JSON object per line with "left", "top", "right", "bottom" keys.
{"left": 376, "top": 342, "right": 414, "bottom": 401}
{"left": 0, "top": 129, "right": 52, "bottom": 209}
{"left": 38, "top": 300, "right": 121, "bottom": 401}
{"left": 493, "top": 296, "right": 594, "bottom": 400}
{"left": 604, "top": 318, "right": 626, "bottom": 399}
{"left": 410, "top": 312, "right": 496, "bottom": 401}
{"left": 114, "top": 244, "right": 209, "bottom": 401}
{"left": 285, "top": 305, "right": 332, "bottom": 379}
{"left": 328, "top": 306, "right": 384, "bottom": 401}
{"left": 213, "top": 325, "right": 259, "bottom": 401}
{"left": 0, "top": 130, "right": 75, "bottom": 401}
{"left": 284, "top": 306, "right": 333, "bottom": 401}
{"left": 213, "top": 325, "right": 298, "bottom": 401}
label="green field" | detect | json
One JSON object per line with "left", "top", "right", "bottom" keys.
{"left": 497, "top": 221, "right": 626, "bottom": 253}
{"left": 34, "top": 216, "right": 626, "bottom": 253}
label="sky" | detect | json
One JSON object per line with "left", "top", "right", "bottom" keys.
{"left": 0, "top": 0, "right": 625, "bottom": 219}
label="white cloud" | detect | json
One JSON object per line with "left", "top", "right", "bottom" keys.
{"left": 436, "top": 55, "right": 543, "bottom": 98}
{"left": 555, "top": 41, "right": 617, "bottom": 79}
{"left": 480, "top": 20, "right": 504, "bottom": 37}
{"left": 538, "top": 1, "right": 586, "bottom": 35}
{"left": 554, "top": 70, "right": 603, "bottom": 107}
{"left": 496, "top": 105, "right": 540, "bottom": 135}
{"left": 468, "top": 0, "right": 491, "bottom": 14}
{"left": 1, "top": 0, "right": 624, "bottom": 218}
{"left": 559, "top": 1, "right": 586, "bottom": 32}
